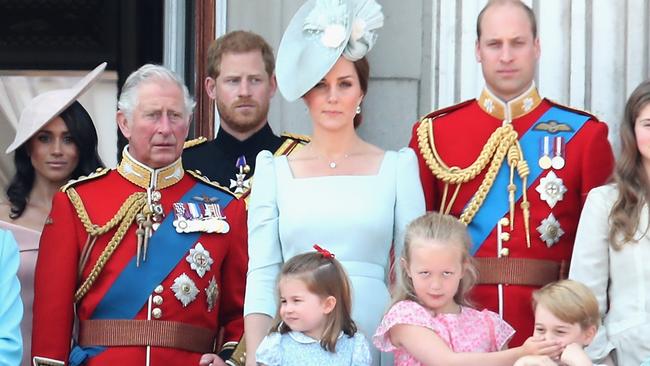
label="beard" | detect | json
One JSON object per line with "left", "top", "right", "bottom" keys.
{"left": 216, "top": 98, "right": 270, "bottom": 134}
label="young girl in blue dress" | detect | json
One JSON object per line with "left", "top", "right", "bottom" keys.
{"left": 255, "top": 245, "right": 371, "bottom": 366}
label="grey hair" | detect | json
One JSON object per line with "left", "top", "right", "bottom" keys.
{"left": 117, "top": 64, "right": 196, "bottom": 119}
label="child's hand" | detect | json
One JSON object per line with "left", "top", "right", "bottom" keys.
{"left": 513, "top": 355, "right": 558, "bottom": 366}
{"left": 559, "top": 343, "right": 592, "bottom": 366}
{"left": 199, "top": 353, "right": 227, "bottom": 366}
{"left": 521, "top": 336, "right": 562, "bottom": 358}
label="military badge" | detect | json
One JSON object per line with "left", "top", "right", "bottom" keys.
{"left": 551, "top": 136, "right": 566, "bottom": 170}
{"left": 185, "top": 242, "right": 213, "bottom": 278}
{"left": 205, "top": 276, "right": 219, "bottom": 312}
{"left": 536, "top": 213, "right": 565, "bottom": 247}
{"left": 535, "top": 171, "right": 567, "bottom": 208}
{"left": 171, "top": 273, "right": 199, "bottom": 307}
{"left": 172, "top": 200, "right": 230, "bottom": 234}
{"left": 538, "top": 136, "right": 552, "bottom": 170}
{"left": 230, "top": 155, "right": 251, "bottom": 195}
{"left": 533, "top": 120, "right": 574, "bottom": 134}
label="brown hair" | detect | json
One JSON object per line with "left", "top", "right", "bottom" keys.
{"left": 532, "top": 280, "right": 600, "bottom": 331}
{"left": 353, "top": 57, "right": 369, "bottom": 128}
{"left": 608, "top": 80, "right": 650, "bottom": 249}
{"left": 206, "top": 30, "right": 275, "bottom": 79}
{"left": 476, "top": 0, "right": 537, "bottom": 40}
{"left": 269, "top": 250, "right": 357, "bottom": 352}
{"left": 393, "top": 212, "right": 478, "bottom": 308}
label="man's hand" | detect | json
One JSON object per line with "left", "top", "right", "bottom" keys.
{"left": 199, "top": 353, "right": 227, "bottom": 366}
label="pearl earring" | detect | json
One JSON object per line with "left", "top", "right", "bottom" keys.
{"left": 356, "top": 105, "right": 361, "bottom": 114}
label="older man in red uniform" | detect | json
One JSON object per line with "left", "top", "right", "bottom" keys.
{"left": 409, "top": 0, "right": 614, "bottom": 346}
{"left": 31, "top": 64, "right": 247, "bottom": 366}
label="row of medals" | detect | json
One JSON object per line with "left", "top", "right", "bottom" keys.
{"left": 534, "top": 135, "right": 567, "bottom": 247}
{"left": 136, "top": 189, "right": 221, "bottom": 311}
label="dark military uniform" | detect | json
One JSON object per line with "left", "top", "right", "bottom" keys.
{"left": 32, "top": 150, "right": 247, "bottom": 366}
{"left": 183, "top": 124, "right": 307, "bottom": 198}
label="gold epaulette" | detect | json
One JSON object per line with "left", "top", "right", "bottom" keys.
{"left": 185, "top": 170, "right": 238, "bottom": 199}
{"left": 183, "top": 136, "right": 208, "bottom": 149}
{"left": 546, "top": 99, "right": 601, "bottom": 121}
{"left": 60, "top": 167, "right": 110, "bottom": 192}
{"left": 275, "top": 132, "right": 310, "bottom": 157}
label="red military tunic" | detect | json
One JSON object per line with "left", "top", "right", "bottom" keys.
{"left": 409, "top": 86, "right": 614, "bottom": 346}
{"left": 31, "top": 150, "right": 247, "bottom": 366}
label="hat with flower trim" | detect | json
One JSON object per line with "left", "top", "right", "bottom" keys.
{"left": 276, "top": 0, "right": 384, "bottom": 101}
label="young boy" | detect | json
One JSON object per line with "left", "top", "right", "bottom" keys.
{"left": 514, "top": 280, "right": 611, "bottom": 366}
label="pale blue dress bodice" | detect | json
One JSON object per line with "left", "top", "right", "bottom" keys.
{"left": 245, "top": 148, "right": 425, "bottom": 366}
{"left": 256, "top": 331, "right": 371, "bottom": 366}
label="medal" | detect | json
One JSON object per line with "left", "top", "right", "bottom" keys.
{"left": 535, "top": 171, "right": 567, "bottom": 208}
{"left": 171, "top": 273, "right": 199, "bottom": 307}
{"left": 536, "top": 213, "right": 565, "bottom": 247}
{"left": 172, "top": 199, "right": 230, "bottom": 234}
{"left": 538, "top": 136, "right": 552, "bottom": 170}
{"left": 185, "top": 242, "right": 214, "bottom": 278}
{"left": 205, "top": 276, "right": 219, "bottom": 312}
{"left": 551, "top": 136, "right": 566, "bottom": 170}
{"left": 229, "top": 155, "right": 251, "bottom": 195}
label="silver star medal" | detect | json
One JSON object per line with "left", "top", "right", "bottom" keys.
{"left": 171, "top": 273, "right": 199, "bottom": 307}
{"left": 535, "top": 171, "right": 567, "bottom": 208}
{"left": 186, "top": 242, "right": 213, "bottom": 278}
{"left": 230, "top": 155, "right": 251, "bottom": 195}
{"left": 205, "top": 276, "right": 219, "bottom": 312}
{"left": 229, "top": 172, "right": 251, "bottom": 195}
{"left": 536, "top": 213, "right": 565, "bottom": 247}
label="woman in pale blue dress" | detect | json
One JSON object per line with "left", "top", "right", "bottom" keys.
{"left": 243, "top": 1, "right": 425, "bottom": 365}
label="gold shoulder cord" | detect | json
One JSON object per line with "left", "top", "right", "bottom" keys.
{"left": 416, "top": 118, "right": 531, "bottom": 247}
{"left": 67, "top": 188, "right": 148, "bottom": 302}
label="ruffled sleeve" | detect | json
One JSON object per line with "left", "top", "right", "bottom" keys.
{"left": 244, "top": 150, "right": 282, "bottom": 317}
{"left": 393, "top": 148, "right": 426, "bottom": 270}
{"left": 481, "top": 309, "right": 515, "bottom": 350}
{"left": 350, "top": 333, "right": 372, "bottom": 366}
{"left": 255, "top": 332, "right": 282, "bottom": 366}
{"left": 0, "top": 229, "right": 22, "bottom": 366}
{"left": 568, "top": 186, "right": 615, "bottom": 360}
{"left": 373, "top": 300, "right": 441, "bottom": 352}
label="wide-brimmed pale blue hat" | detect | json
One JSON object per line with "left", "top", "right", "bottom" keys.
{"left": 276, "top": 0, "right": 384, "bottom": 101}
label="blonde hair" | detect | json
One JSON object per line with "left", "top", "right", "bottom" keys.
{"left": 269, "top": 251, "right": 357, "bottom": 352}
{"left": 393, "top": 212, "right": 478, "bottom": 307}
{"left": 532, "top": 280, "right": 600, "bottom": 331}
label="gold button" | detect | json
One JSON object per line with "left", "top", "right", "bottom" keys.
{"left": 154, "top": 285, "right": 164, "bottom": 294}
{"left": 498, "top": 218, "right": 510, "bottom": 227}
{"left": 152, "top": 308, "right": 162, "bottom": 319}
{"left": 153, "top": 295, "right": 163, "bottom": 305}
{"left": 499, "top": 232, "right": 511, "bottom": 242}
{"left": 500, "top": 248, "right": 510, "bottom": 257}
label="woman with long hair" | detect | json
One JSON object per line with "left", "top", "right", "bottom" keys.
{"left": 569, "top": 79, "right": 650, "bottom": 365}
{"left": 0, "top": 63, "right": 105, "bottom": 365}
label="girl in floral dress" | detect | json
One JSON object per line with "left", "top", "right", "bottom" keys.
{"left": 254, "top": 246, "right": 371, "bottom": 366}
{"left": 373, "top": 212, "right": 562, "bottom": 365}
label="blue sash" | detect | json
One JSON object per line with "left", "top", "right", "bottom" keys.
{"left": 70, "top": 182, "right": 234, "bottom": 364}
{"left": 468, "top": 107, "right": 589, "bottom": 255}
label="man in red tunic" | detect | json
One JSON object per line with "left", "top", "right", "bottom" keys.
{"left": 409, "top": 0, "right": 614, "bottom": 346}
{"left": 31, "top": 64, "right": 247, "bottom": 366}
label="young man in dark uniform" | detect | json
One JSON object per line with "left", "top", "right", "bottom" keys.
{"left": 183, "top": 31, "right": 306, "bottom": 199}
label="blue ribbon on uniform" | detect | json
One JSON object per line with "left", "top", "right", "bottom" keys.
{"left": 467, "top": 107, "right": 590, "bottom": 255}
{"left": 69, "top": 182, "right": 234, "bottom": 365}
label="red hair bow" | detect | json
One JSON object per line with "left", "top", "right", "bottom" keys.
{"left": 313, "top": 244, "right": 335, "bottom": 259}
